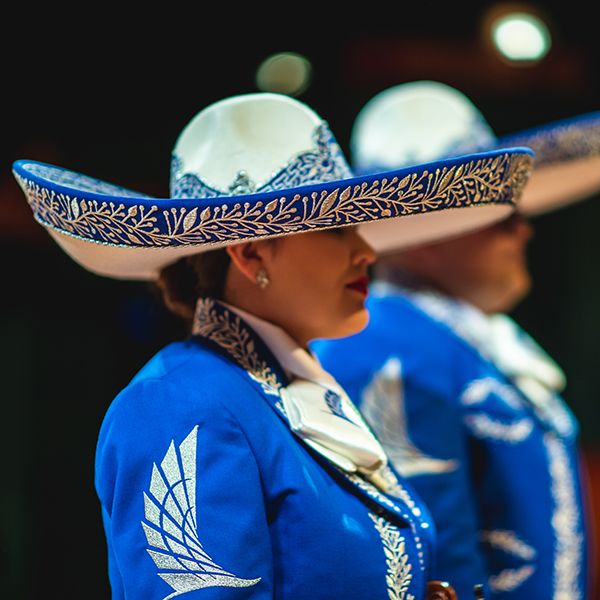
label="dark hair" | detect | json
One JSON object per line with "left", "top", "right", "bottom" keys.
{"left": 155, "top": 248, "right": 231, "bottom": 326}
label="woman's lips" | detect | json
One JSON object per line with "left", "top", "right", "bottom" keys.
{"left": 346, "top": 276, "right": 370, "bottom": 296}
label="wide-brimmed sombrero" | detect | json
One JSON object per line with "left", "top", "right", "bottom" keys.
{"left": 352, "top": 80, "right": 600, "bottom": 222}
{"left": 13, "top": 93, "right": 533, "bottom": 280}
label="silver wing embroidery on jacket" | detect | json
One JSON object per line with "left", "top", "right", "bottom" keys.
{"left": 361, "top": 357, "right": 458, "bottom": 478}
{"left": 142, "top": 426, "right": 261, "bottom": 599}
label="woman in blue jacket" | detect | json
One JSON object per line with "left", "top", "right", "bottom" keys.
{"left": 12, "top": 92, "right": 532, "bottom": 600}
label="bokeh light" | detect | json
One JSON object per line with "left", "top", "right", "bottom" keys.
{"left": 255, "top": 52, "right": 313, "bottom": 96}
{"left": 490, "top": 11, "right": 552, "bottom": 63}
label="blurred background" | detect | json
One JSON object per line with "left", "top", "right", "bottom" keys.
{"left": 2, "top": 1, "right": 600, "bottom": 597}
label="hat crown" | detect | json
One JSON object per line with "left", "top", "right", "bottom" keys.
{"left": 170, "top": 93, "right": 351, "bottom": 198}
{"left": 352, "top": 81, "right": 497, "bottom": 174}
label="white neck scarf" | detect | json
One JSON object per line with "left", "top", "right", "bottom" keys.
{"left": 224, "top": 304, "right": 390, "bottom": 491}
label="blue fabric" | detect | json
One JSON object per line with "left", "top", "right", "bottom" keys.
{"left": 313, "top": 291, "right": 590, "bottom": 600}
{"left": 95, "top": 301, "right": 435, "bottom": 600}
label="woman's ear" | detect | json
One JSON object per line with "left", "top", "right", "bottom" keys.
{"left": 226, "top": 241, "right": 266, "bottom": 284}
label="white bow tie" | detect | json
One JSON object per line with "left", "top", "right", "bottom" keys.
{"left": 219, "top": 303, "right": 394, "bottom": 491}
{"left": 280, "top": 379, "right": 392, "bottom": 492}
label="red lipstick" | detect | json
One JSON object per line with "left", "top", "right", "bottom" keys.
{"left": 346, "top": 276, "right": 370, "bottom": 296}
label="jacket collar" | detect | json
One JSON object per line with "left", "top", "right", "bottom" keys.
{"left": 189, "top": 298, "right": 432, "bottom": 540}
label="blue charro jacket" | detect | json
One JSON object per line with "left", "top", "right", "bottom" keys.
{"left": 95, "top": 298, "right": 435, "bottom": 600}
{"left": 313, "top": 286, "right": 589, "bottom": 600}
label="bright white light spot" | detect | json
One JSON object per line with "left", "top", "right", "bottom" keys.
{"left": 492, "top": 12, "right": 551, "bottom": 62}
{"left": 255, "top": 53, "right": 313, "bottom": 97}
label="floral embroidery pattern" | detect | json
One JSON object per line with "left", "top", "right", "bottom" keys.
{"left": 544, "top": 433, "right": 584, "bottom": 600}
{"left": 190, "top": 299, "right": 431, "bottom": 598}
{"left": 343, "top": 468, "right": 426, "bottom": 573}
{"left": 192, "top": 299, "right": 281, "bottom": 396}
{"left": 346, "top": 470, "right": 415, "bottom": 514}
{"left": 15, "top": 152, "right": 532, "bottom": 248}
{"left": 369, "top": 513, "right": 415, "bottom": 600}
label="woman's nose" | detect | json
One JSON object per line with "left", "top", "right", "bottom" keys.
{"left": 354, "top": 229, "right": 377, "bottom": 265}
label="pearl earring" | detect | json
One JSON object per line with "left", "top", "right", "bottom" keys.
{"left": 256, "top": 268, "right": 270, "bottom": 289}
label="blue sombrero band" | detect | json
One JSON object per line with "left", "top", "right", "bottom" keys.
{"left": 13, "top": 93, "right": 533, "bottom": 280}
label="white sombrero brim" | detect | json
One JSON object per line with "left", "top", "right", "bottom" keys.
{"left": 358, "top": 203, "right": 513, "bottom": 254}
{"left": 44, "top": 229, "right": 247, "bottom": 280}
{"left": 13, "top": 148, "right": 533, "bottom": 280}
{"left": 519, "top": 155, "right": 600, "bottom": 216}
{"left": 496, "top": 111, "right": 600, "bottom": 216}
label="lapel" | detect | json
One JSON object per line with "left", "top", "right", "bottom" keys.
{"left": 190, "top": 298, "right": 429, "bottom": 532}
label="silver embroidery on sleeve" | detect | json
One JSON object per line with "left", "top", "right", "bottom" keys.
{"left": 142, "top": 426, "right": 261, "bottom": 599}
{"left": 489, "top": 565, "right": 536, "bottom": 593}
{"left": 463, "top": 413, "right": 533, "bottom": 443}
{"left": 544, "top": 432, "right": 584, "bottom": 600}
{"left": 479, "top": 529, "right": 537, "bottom": 561}
{"left": 481, "top": 531, "right": 537, "bottom": 593}
{"left": 459, "top": 377, "right": 524, "bottom": 410}
{"left": 361, "top": 357, "right": 458, "bottom": 477}
{"left": 369, "top": 512, "right": 415, "bottom": 600}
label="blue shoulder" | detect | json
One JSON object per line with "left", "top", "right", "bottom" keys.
{"left": 98, "top": 340, "right": 260, "bottom": 452}
{"left": 313, "top": 294, "right": 479, "bottom": 404}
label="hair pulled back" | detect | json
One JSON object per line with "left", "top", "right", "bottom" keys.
{"left": 155, "top": 248, "right": 231, "bottom": 327}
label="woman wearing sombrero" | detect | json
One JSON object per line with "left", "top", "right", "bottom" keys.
{"left": 314, "top": 81, "right": 597, "bottom": 600}
{"left": 13, "top": 92, "right": 532, "bottom": 600}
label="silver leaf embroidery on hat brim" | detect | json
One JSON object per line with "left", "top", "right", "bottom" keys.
{"left": 14, "top": 152, "right": 532, "bottom": 249}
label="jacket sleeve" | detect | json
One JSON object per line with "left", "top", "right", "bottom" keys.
{"left": 95, "top": 377, "right": 274, "bottom": 600}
